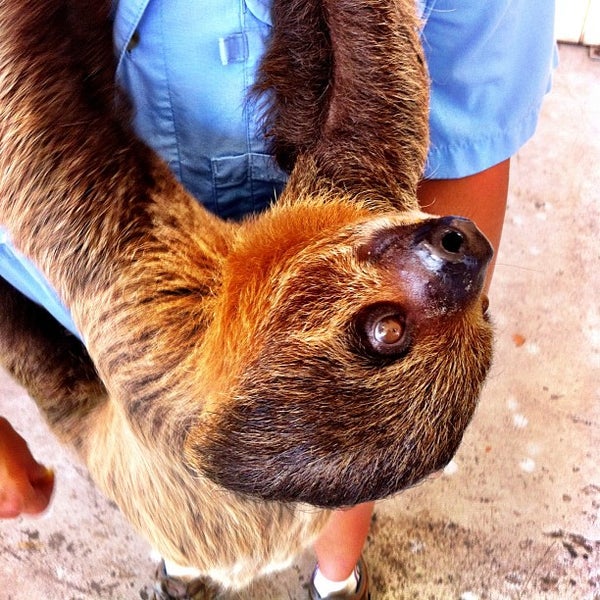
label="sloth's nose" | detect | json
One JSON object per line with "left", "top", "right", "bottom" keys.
{"left": 359, "top": 215, "right": 493, "bottom": 313}
{"left": 412, "top": 216, "right": 493, "bottom": 308}
{"left": 414, "top": 216, "right": 493, "bottom": 271}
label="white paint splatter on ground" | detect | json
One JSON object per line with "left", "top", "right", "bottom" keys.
{"left": 511, "top": 214, "right": 525, "bottom": 227}
{"left": 519, "top": 458, "right": 536, "bottom": 473}
{"left": 513, "top": 413, "right": 529, "bottom": 429}
{"left": 583, "top": 306, "right": 600, "bottom": 368}
{"left": 443, "top": 460, "right": 459, "bottom": 476}
{"left": 507, "top": 396, "right": 520, "bottom": 412}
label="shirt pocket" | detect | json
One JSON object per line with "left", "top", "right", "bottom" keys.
{"left": 211, "top": 153, "right": 287, "bottom": 220}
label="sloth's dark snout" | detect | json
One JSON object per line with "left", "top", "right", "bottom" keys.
{"left": 411, "top": 216, "right": 493, "bottom": 310}
{"left": 414, "top": 216, "right": 493, "bottom": 270}
{"left": 360, "top": 215, "right": 493, "bottom": 313}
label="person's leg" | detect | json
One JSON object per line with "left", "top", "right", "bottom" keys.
{"left": 311, "top": 159, "right": 511, "bottom": 597}
{"left": 311, "top": 502, "right": 374, "bottom": 598}
{"left": 313, "top": 502, "right": 375, "bottom": 581}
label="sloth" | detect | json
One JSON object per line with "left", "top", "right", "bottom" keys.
{"left": 0, "top": 0, "right": 493, "bottom": 593}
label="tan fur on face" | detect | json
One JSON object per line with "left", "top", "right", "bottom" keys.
{"left": 188, "top": 198, "right": 492, "bottom": 508}
{"left": 0, "top": 0, "right": 492, "bottom": 591}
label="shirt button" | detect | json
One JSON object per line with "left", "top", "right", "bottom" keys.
{"left": 126, "top": 30, "right": 140, "bottom": 52}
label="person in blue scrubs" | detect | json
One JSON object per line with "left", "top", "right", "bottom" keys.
{"left": 0, "top": 1, "right": 556, "bottom": 598}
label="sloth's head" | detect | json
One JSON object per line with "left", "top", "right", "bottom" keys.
{"left": 185, "top": 198, "right": 493, "bottom": 508}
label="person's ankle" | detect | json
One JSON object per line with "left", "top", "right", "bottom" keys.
{"left": 312, "top": 565, "right": 358, "bottom": 597}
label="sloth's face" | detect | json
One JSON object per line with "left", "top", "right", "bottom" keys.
{"left": 186, "top": 201, "right": 493, "bottom": 508}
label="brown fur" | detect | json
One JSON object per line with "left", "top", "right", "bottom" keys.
{"left": 0, "top": 0, "right": 493, "bottom": 590}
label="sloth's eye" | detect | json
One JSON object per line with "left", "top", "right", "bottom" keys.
{"left": 373, "top": 315, "right": 404, "bottom": 345}
{"left": 354, "top": 303, "right": 411, "bottom": 358}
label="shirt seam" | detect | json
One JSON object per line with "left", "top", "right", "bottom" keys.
{"left": 159, "top": 0, "right": 184, "bottom": 183}
{"left": 240, "top": 0, "right": 257, "bottom": 213}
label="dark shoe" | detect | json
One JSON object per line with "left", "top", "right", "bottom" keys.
{"left": 308, "top": 556, "right": 370, "bottom": 599}
{"left": 141, "top": 560, "right": 215, "bottom": 600}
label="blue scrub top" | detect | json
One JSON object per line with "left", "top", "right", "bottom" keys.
{"left": 0, "top": 0, "right": 557, "bottom": 339}
{"left": 113, "top": 0, "right": 557, "bottom": 210}
{"left": 113, "top": 0, "right": 287, "bottom": 221}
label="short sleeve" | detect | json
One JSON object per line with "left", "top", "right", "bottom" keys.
{"left": 420, "top": 0, "right": 558, "bottom": 179}
{"left": 0, "top": 229, "right": 82, "bottom": 339}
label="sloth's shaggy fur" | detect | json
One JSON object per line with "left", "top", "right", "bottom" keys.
{"left": 0, "top": 0, "right": 493, "bottom": 589}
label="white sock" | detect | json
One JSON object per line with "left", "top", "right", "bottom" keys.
{"left": 162, "top": 559, "right": 202, "bottom": 580}
{"left": 313, "top": 566, "right": 358, "bottom": 597}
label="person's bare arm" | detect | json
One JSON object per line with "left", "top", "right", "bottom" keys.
{"left": 0, "top": 417, "right": 54, "bottom": 518}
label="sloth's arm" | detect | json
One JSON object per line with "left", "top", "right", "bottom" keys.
{"left": 0, "top": 2, "right": 228, "bottom": 433}
{"left": 256, "top": 0, "right": 429, "bottom": 209}
{"left": 0, "top": 0, "right": 428, "bottom": 438}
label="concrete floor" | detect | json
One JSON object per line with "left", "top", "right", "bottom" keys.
{"left": 0, "top": 43, "right": 598, "bottom": 599}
